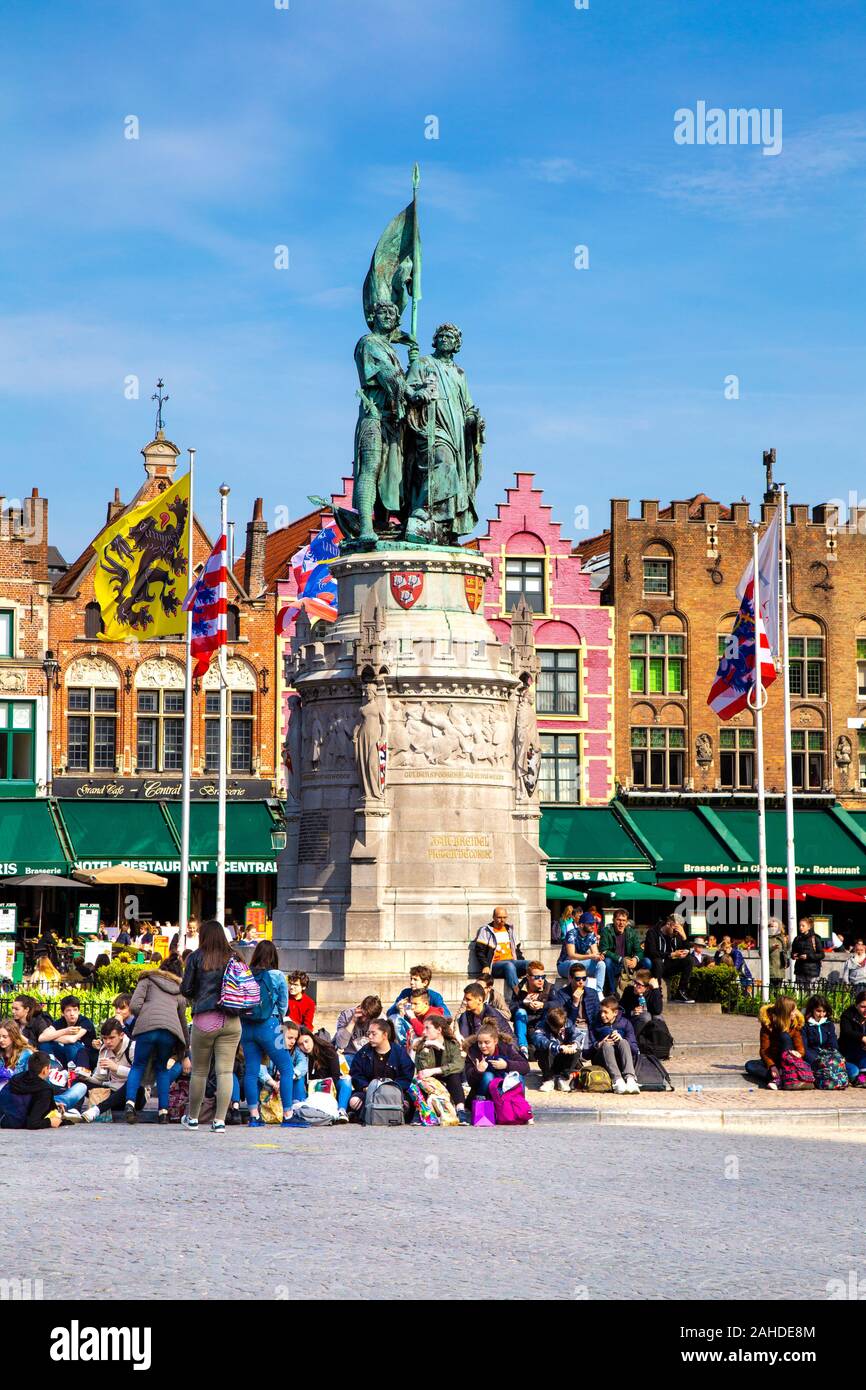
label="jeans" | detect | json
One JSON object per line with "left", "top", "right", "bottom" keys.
{"left": 490, "top": 958, "right": 529, "bottom": 995}
{"left": 189, "top": 1015, "right": 241, "bottom": 1124}
{"left": 49, "top": 1041, "right": 87, "bottom": 1068}
{"left": 125, "top": 1029, "right": 178, "bottom": 1111}
{"left": 594, "top": 1038, "right": 636, "bottom": 1082}
{"left": 556, "top": 958, "right": 606, "bottom": 993}
{"left": 536, "top": 1047, "right": 575, "bottom": 1082}
{"left": 54, "top": 1081, "right": 87, "bottom": 1110}
{"left": 513, "top": 1008, "right": 529, "bottom": 1049}
{"left": 241, "top": 1017, "right": 299, "bottom": 1114}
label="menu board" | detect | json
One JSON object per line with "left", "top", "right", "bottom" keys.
{"left": 77, "top": 904, "right": 101, "bottom": 936}
{"left": 0, "top": 904, "right": 17, "bottom": 935}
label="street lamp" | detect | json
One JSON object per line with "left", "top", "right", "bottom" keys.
{"left": 42, "top": 650, "right": 60, "bottom": 797}
{"left": 268, "top": 798, "right": 287, "bottom": 854}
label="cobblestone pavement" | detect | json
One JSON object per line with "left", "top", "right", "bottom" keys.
{"left": 3, "top": 1119, "right": 865, "bottom": 1301}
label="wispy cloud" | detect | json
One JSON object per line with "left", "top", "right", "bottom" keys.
{"left": 656, "top": 113, "right": 866, "bottom": 218}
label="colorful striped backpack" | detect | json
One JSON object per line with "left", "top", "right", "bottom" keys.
{"left": 219, "top": 955, "right": 261, "bottom": 1015}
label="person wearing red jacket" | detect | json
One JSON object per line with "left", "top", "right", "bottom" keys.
{"left": 286, "top": 972, "right": 315, "bottom": 1029}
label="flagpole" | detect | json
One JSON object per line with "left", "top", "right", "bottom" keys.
{"left": 178, "top": 447, "right": 195, "bottom": 948}
{"left": 749, "top": 520, "right": 771, "bottom": 1002}
{"left": 410, "top": 162, "right": 420, "bottom": 344}
{"left": 777, "top": 482, "right": 798, "bottom": 979}
{"left": 216, "top": 484, "right": 230, "bottom": 927}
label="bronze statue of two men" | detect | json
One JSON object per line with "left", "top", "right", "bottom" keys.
{"left": 352, "top": 303, "right": 485, "bottom": 548}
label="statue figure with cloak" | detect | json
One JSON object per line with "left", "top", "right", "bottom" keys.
{"left": 405, "top": 323, "right": 484, "bottom": 546}
{"left": 351, "top": 168, "right": 430, "bottom": 545}
{"left": 346, "top": 167, "right": 484, "bottom": 549}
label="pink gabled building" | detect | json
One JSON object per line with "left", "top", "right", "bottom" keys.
{"left": 477, "top": 472, "right": 614, "bottom": 807}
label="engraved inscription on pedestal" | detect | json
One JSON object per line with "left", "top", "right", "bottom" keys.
{"left": 298, "top": 811, "right": 331, "bottom": 865}
{"left": 427, "top": 831, "right": 494, "bottom": 861}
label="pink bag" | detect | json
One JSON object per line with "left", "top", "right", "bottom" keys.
{"left": 471, "top": 1098, "right": 496, "bottom": 1126}
{"left": 488, "top": 1077, "right": 533, "bottom": 1126}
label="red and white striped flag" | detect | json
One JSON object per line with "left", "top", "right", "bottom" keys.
{"left": 708, "top": 509, "right": 780, "bottom": 720}
{"left": 182, "top": 534, "right": 227, "bottom": 678}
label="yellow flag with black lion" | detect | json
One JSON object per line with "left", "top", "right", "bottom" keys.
{"left": 92, "top": 474, "right": 190, "bottom": 641}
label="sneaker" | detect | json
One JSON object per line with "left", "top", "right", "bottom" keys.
{"left": 181, "top": 1115, "right": 198, "bottom": 1130}
{"left": 539, "top": 1078, "right": 555, "bottom": 1093}
{"left": 335, "top": 1109, "right": 349, "bottom": 1124}
{"left": 519, "top": 1045, "right": 529, "bottom": 1059}
{"left": 673, "top": 992, "right": 695, "bottom": 1004}
{"left": 456, "top": 1107, "right": 470, "bottom": 1125}
{"left": 125, "top": 1102, "right": 137, "bottom": 1124}
{"left": 82, "top": 1106, "right": 100, "bottom": 1124}
{"left": 624, "top": 1076, "right": 640, "bottom": 1094}
{"left": 555, "top": 1076, "right": 571, "bottom": 1093}
{"left": 157, "top": 1110, "right": 169, "bottom": 1125}
{"left": 612, "top": 1078, "right": 627, "bottom": 1095}
{"left": 283, "top": 1117, "right": 309, "bottom": 1128}
{"left": 767, "top": 1081, "right": 778, "bottom": 1091}
{"left": 61, "top": 1108, "right": 83, "bottom": 1124}
{"left": 210, "top": 1120, "right": 225, "bottom": 1133}
{"left": 248, "top": 1117, "right": 265, "bottom": 1128}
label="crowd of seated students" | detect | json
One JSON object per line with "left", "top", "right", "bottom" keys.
{"left": 10, "top": 904, "right": 866, "bottom": 1132}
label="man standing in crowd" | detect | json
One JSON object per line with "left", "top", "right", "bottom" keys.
{"left": 600, "top": 908, "right": 643, "bottom": 996}
{"left": 642, "top": 916, "right": 695, "bottom": 1003}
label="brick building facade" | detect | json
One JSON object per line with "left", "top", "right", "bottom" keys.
{"left": 604, "top": 490, "right": 866, "bottom": 808}
{"left": 45, "top": 431, "right": 280, "bottom": 924}
{"left": 0, "top": 489, "right": 55, "bottom": 797}
{"left": 476, "top": 472, "right": 614, "bottom": 806}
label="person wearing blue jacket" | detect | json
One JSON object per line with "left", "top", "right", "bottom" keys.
{"left": 802, "top": 996, "right": 843, "bottom": 1067}
{"left": 240, "top": 940, "right": 297, "bottom": 1129}
{"left": 586, "top": 997, "right": 640, "bottom": 1094}
{"left": 547, "top": 962, "right": 601, "bottom": 1048}
{"left": 347, "top": 1018, "right": 415, "bottom": 1122}
{"left": 387, "top": 965, "right": 451, "bottom": 1019}
{"left": 532, "top": 1007, "right": 582, "bottom": 1092}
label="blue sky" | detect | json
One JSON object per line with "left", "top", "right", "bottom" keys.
{"left": 1, "top": 0, "right": 865, "bottom": 561}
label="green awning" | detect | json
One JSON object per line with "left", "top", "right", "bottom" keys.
{"left": 545, "top": 883, "right": 587, "bottom": 902}
{"left": 541, "top": 808, "right": 654, "bottom": 882}
{"left": 619, "top": 807, "right": 741, "bottom": 878}
{"left": 716, "top": 808, "right": 866, "bottom": 880}
{"left": 0, "top": 800, "right": 69, "bottom": 874}
{"left": 165, "top": 803, "right": 278, "bottom": 875}
{"left": 592, "top": 881, "right": 682, "bottom": 902}
{"left": 58, "top": 800, "right": 181, "bottom": 872}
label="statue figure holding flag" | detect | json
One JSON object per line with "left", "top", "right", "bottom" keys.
{"left": 349, "top": 166, "right": 484, "bottom": 549}
{"left": 352, "top": 165, "right": 429, "bottom": 544}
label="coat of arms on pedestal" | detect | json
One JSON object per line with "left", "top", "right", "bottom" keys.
{"left": 390, "top": 570, "right": 424, "bottom": 609}
{"left": 464, "top": 574, "right": 484, "bottom": 612}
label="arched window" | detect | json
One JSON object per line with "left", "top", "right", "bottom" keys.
{"left": 226, "top": 605, "right": 240, "bottom": 642}
{"left": 84, "top": 602, "right": 104, "bottom": 639}
{"left": 641, "top": 542, "right": 674, "bottom": 598}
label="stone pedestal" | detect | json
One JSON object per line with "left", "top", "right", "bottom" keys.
{"left": 273, "top": 548, "right": 548, "bottom": 995}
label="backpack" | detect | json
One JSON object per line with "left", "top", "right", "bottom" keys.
{"left": 637, "top": 1016, "right": 673, "bottom": 1060}
{"left": 363, "top": 1078, "right": 405, "bottom": 1126}
{"left": 779, "top": 1051, "right": 814, "bottom": 1090}
{"left": 574, "top": 1065, "right": 613, "bottom": 1093}
{"left": 488, "top": 1076, "right": 533, "bottom": 1125}
{"left": 812, "top": 1049, "right": 848, "bottom": 1090}
{"left": 219, "top": 956, "right": 261, "bottom": 1016}
{"left": 167, "top": 1075, "right": 189, "bottom": 1122}
{"left": 635, "top": 1053, "right": 674, "bottom": 1092}
{"left": 247, "top": 969, "right": 279, "bottom": 1022}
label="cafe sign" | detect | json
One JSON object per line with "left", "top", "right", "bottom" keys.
{"left": 53, "top": 778, "right": 274, "bottom": 802}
